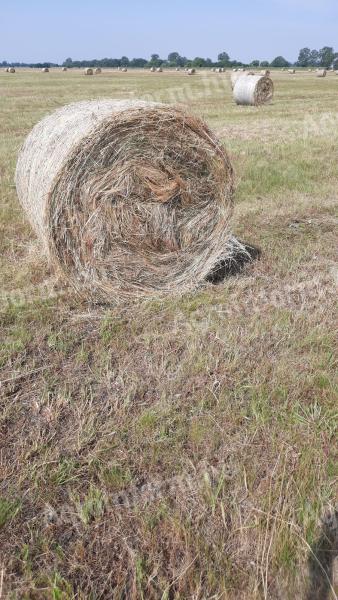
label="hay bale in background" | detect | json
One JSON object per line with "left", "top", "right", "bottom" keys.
{"left": 187, "top": 68, "right": 196, "bottom": 75}
{"left": 94, "top": 67, "right": 102, "bottom": 74}
{"left": 316, "top": 69, "right": 326, "bottom": 77}
{"left": 150, "top": 67, "right": 155, "bottom": 72}
{"left": 41, "top": 67, "right": 49, "bottom": 73}
{"left": 260, "top": 69, "right": 270, "bottom": 76}
{"left": 175, "top": 67, "right": 180, "bottom": 71}
{"left": 121, "top": 67, "right": 128, "bottom": 72}
{"left": 233, "top": 75, "right": 274, "bottom": 106}
{"left": 15, "top": 99, "right": 236, "bottom": 304}
{"left": 8, "top": 67, "right": 16, "bottom": 73}
{"left": 156, "top": 67, "right": 163, "bottom": 72}
{"left": 62, "top": 67, "right": 67, "bottom": 72}
{"left": 288, "top": 69, "right": 296, "bottom": 74}
{"left": 84, "top": 68, "right": 93, "bottom": 75}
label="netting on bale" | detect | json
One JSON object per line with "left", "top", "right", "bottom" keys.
{"left": 233, "top": 75, "right": 274, "bottom": 106}
{"left": 16, "top": 99, "right": 237, "bottom": 303}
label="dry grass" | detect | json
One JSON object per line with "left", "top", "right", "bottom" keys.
{"left": 0, "top": 68, "right": 337, "bottom": 599}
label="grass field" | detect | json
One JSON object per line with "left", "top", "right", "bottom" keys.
{"left": 0, "top": 68, "right": 337, "bottom": 599}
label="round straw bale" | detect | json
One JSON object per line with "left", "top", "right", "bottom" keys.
{"left": 150, "top": 66, "right": 155, "bottom": 72}
{"left": 156, "top": 67, "right": 163, "bottom": 72}
{"left": 94, "top": 67, "right": 102, "bottom": 74}
{"left": 230, "top": 70, "right": 253, "bottom": 89}
{"left": 260, "top": 69, "right": 270, "bottom": 76}
{"left": 62, "top": 67, "right": 67, "bottom": 71}
{"left": 41, "top": 67, "right": 49, "bottom": 73}
{"left": 84, "top": 68, "right": 93, "bottom": 75}
{"left": 233, "top": 75, "right": 273, "bottom": 106}
{"left": 187, "top": 68, "right": 196, "bottom": 75}
{"left": 316, "top": 69, "right": 326, "bottom": 77}
{"left": 287, "top": 69, "right": 296, "bottom": 74}
{"left": 121, "top": 67, "right": 128, "bottom": 72}
{"left": 15, "top": 100, "right": 235, "bottom": 303}
{"left": 8, "top": 67, "right": 16, "bottom": 73}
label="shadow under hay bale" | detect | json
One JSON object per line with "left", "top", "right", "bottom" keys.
{"left": 205, "top": 239, "right": 261, "bottom": 284}
{"left": 305, "top": 509, "right": 338, "bottom": 600}
{"left": 15, "top": 100, "right": 236, "bottom": 304}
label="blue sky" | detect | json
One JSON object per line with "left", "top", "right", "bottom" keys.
{"left": 1, "top": 0, "right": 337, "bottom": 63}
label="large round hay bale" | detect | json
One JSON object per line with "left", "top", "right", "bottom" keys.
{"left": 187, "top": 68, "right": 196, "bottom": 75}
{"left": 121, "top": 67, "right": 127, "bottom": 72}
{"left": 150, "top": 66, "right": 155, "bottom": 72}
{"left": 84, "top": 68, "right": 93, "bottom": 75}
{"left": 41, "top": 67, "right": 49, "bottom": 73}
{"left": 260, "top": 69, "right": 270, "bottom": 76}
{"left": 8, "top": 67, "right": 16, "bottom": 73}
{"left": 230, "top": 71, "right": 253, "bottom": 89}
{"left": 316, "top": 69, "right": 326, "bottom": 77}
{"left": 94, "top": 67, "right": 102, "bottom": 74}
{"left": 62, "top": 67, "right": 67, "bottom": 72}
{"left": 233, "top": 75, "right": 274, "bottom": 106}
{"left": 15, "top": 100, "right": 235, "bottom": 303}
{"left": 175, "top": 67, "right": 180, "bottom": 71}
{"left": 156, "top": 67, "right": 163, "bottom": 72}
{"left": 287, "top": 69, "right": 296, "bottom": 74}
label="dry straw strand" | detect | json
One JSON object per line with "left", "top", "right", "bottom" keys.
{"left": 15, "top": 100, "right": 236, "bottom": 304}
{"left": 233, "top": 75, "right": 274, "bottom": 106}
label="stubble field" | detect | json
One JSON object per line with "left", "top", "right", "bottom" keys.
{"left": 0, "top": 68, "right": 337, "bottom": 599}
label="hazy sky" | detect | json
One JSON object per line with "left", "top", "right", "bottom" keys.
{"left": 1, "top": 0, "right": 337, "bottom": 63}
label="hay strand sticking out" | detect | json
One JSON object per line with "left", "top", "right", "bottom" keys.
{"left": 233, "top": 75, "right": 274, "bottom": 106}
{"left": 15, "top": 99, "right": 235, "bottom": 304}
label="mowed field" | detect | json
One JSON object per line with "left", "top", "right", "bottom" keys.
{"left": 0, "top": 68, "right": 337, "bottom": 599}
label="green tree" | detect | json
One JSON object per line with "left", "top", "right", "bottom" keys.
{"left": 309, "top": 50, "right": 319, "bottom": 66}
{"left": 297, "top": 47, "right": 311, "bottom": 67}
{"left": 251, "top": 60, "right": 260, "bottom": 67}
{"left": 270, "top": 56, "right": 290, "bottom": 68}
{"left": 318, "top": 47, "right": 334, "bottom": 68}
{"left": 260, "top": 60, "right": 270, "bottom": 67}
{"left": 218, "top": 52, "right": 230, "bottom": 65}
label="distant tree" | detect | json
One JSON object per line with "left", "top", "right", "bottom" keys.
{"left": 309, "top": 49, "right": 319, "bottom": 66}
{"left": 168, "top": 52, "right": 180, "bottom": 64}
{"left": 333, "top": 54, "right": 338, "bottom": 70}
{"left": 297, "top": 47, "right": 311, "bottom": 67}
{"left": 130, "top": 58, "right": 148, "bottom": 68}
{"left": 218, "top": 51, "right": 230, "bottom": 65}
{"left": 270, "top": 56, "right": 289, "bottom": 68}
{"left": 260, "top": 60, "right": 270, "bottom": 67}
{"left": 318, "top": 46, "right": 335, "bottom": 68}
{"left": 192, "top": 57, "right": 207, "bottom": 67}
{"left": 120, "top": 56, "right": 129, "bottom": 66}
{"left": 251, "top": 60, "right": 260, "bottom": 67}
{"left": 149, "top": 53, "right": 161, "bottom": 66}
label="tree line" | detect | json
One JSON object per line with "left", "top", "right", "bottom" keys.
{"left": 2, "top": 47, "right": 337, "bottom": 69}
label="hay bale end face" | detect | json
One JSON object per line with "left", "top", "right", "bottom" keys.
{"left": 233, "top": 75, "right": 274, "bottom": 106}
{"left": 8, "top": 67, "right": 16, "bottom": 73}
{"left": 84, "top": 68, "right": 93, "bottom": 75}
{"left": 94, "top": 67, "right": 102, "bottom": 74}
{"left": 15, "top": 100, "right": 235, "bottom": 303}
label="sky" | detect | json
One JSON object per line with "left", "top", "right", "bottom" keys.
{"left": 1, "top": 0, "right": 337, "bottom": 64}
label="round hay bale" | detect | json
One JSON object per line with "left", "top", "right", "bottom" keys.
{"left": 175, "top": 67, "right": 180, "bottom": 71}
{"left": 41, "top": 67, "right": 49, "bottom": 73}
{"left": 84, "top": 68, "right": 93, "bottom": 75}
{"left": 287, "top": 69, "right": 296, "bottom": 74}
{"left": 15, "top": 99, "right": 235, "bottom": 303}
{"left": 94, "top": 67, "right": 102, "bottom": 74}
{"left": 260, "top": 69, "right": 270, "bottom": 76}
{"left": 150, "top": 67, "right": 156, "bottom": 72}
{"left": 156, "top": 67, "right": 163, "bottom": 72}
{"left": 121, "top": 67, "right": 128, "bottom": 72}
{"left": 8, "top": 67, "right": 16, "bottom": 73}
{"left": 62, "top": 67, "right": 67, "bottom": 72}
{"left": 233, "top": 75, "right": 273, "bottom": 106}
{"left": 316, "top": 69, "right": 326, "bottom": 77}
{"left": 187, "top": 68, "right": 196, "bottom": 75}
